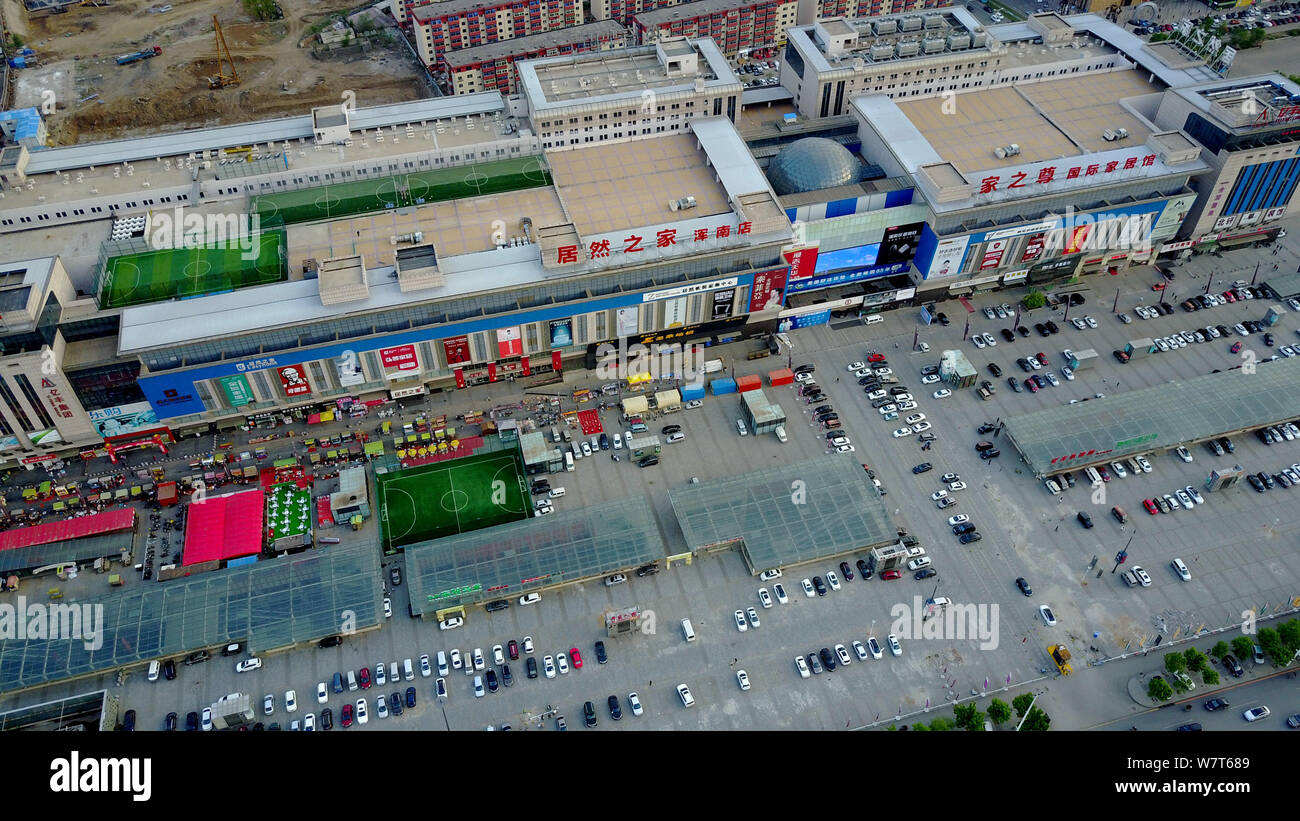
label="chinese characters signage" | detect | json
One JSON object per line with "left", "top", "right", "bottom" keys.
{"left": 749, "top": 267, "right": 789, "bottom": 312}
{"left": 443, "top": 335, "right": 471, "bottom": 366}
{"left": 978, "top": 155, "right": 1158, "bottom": 198}
{"left": 219, "top": 374, "right": 255, "bottom": 406}
{"left": 380, "top": 344, "right": 419, "bottom": 372}
{"left": 554, "top": 222, "right": 753, "bottom": 266}
{"left": 40, "top": 378, "right": 77, "bottom": 420}
{"left": 278, "top": 365, "right": 312, "bottom": 397}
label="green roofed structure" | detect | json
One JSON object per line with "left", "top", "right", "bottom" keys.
{"left": 404, "top": 496, "right": 664, "bottom": 615}
{"left": 0, "top": 540, "right": 380, "bottom": 694}
{"left": 1004, "top": 357, "right": 1300, "bottom": 478}
{"left": 97, "top": 230, "right": 288, "bottom": 309}
{"left": 249, "top": 155, "right": 552, "bottom": 226}
{"left": 668, "top": 456, "right": 896, "bottom": 575}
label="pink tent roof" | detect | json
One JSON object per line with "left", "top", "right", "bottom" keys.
{"left": 182, "top": 489, "right": 265, "bottom": 565}
{"left": 0, "top": 507, "right": 136, "bottom": 552}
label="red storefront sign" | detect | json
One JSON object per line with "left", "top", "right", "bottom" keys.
{"left": 454, "top": 368, "right": 466, "bottom": 389}
{"left": 783, "top": 245, "right": 819, "bottom": 281}
{"left": 380, "top": 344, "right": 419, "bottom": 371}
{"left": 521, "top": 356, "right": 531, "bottom": 377}
{"left": 496, "top": 327, "right": 522, "bottom": 358}
{"left": 487, "top": 362, "right": 497, "bottom": 382}
{"left": 277, "top": 365, "right": 312, "bottom": 397}
{"left": 980, "top": 239, "right": 1007, "bottom": 270}
{"left": 554, "top": 222, "right": 753, "bottom": 266}
{"left": 443, "top": 335, "right": 471, "bottom": 365}
{"left": 1020, "top": 233, "right": 1045, "bottom": 263}
{"left": 749, "top": 267, "right": 789, "bottom": 312}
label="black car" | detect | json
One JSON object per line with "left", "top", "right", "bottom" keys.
{"left": 914, "top": 568, "right": 937, "bottom": 580}
{"left": 794, "top": 364, "right": 815, "bottom": 375}
{"left": 1061, "top": 471, "right": 1076, "bottom": 488}
{"left": 856, "top": 559, "right": 872, "bottom": 579}
{"left": 183, "top": 650, "right": 210, "bottom": 666}
{"left": 958, "top": 531, "right": 982, "bottom": 544}
{"left": 1017, "top": 326, "right": 1030, "bottom": 337}
{"left": 1015, "top": 577, "right": 1033, "bottom": 596}
{"left": 390, "top": 691, "right": 403, "bottom": 715}
{"left": 1216, "top": 325, "right": 1231, "bottom": 338}
{"left": 608, "top": 695, "right": 623, "bottom": 720}
{"left": 317, "top": 707, "right": 332, "bottom": 730}
{"left": 987, "top": 363, "right": 1003, "bottom": 377}
{"left": 1000, "top": 328, "right": 1016, "bottom": 343}
{"left": 114, "top": 710, "right": 135, "bottom": 730}
{"left": 163, "top": 659, "right": 177, "bottom": 680}
{"left": 1260, "top": 471, "right": 1276, "bottom": 489}
{"left": 318, "top": 635, "right": 343, "bottom": 648}
{"left": 485, "top": 669, "right": 499, "bottom": 692}
{"left": 1077, "top": 511, "right": 1093, "bottom": 528}
{"left": 531, "top": 480, "right": 551, "bottom": 494}
{"left": 390, "top": 566, "right": 402, "bottom": 587}
{"left": 814, "top": 405, "right": 834, "bottom": 415}
{"left": 1067, "top": 293, "right": 1085, "bottom": 306}
{"left": 953, "top": 522, "right": 976, "bottom": 535}
{"left": 1007, "top": 377, "right": 1022, "bottom": 393}
{"left": 975, "top": 441, "right": 995, "bottom": 451}
{"left": 661, "top": 424, "right": 682, "bottom": 436}
{"left": 163, "top": 711, "right": 178, "bottom": 732}
{"left": 1045, "top": 320, "right": 1059, "bottom": 334}
{"left": 406, "top": 686, "right": 417, "bottom": 709}
{"left": 221, "top": 642, "right": 243, "bottom": 656}
{"left": 816, "top": 412, "right": 839, "bottom": 423}
{"left": 812, "top": 576, "right": 828, "bottom": 596}
{"left": 501, "top": 663, "right": 514, "bottom": 687}
{"left": 638, "top": 455, "right": 660, "bottom": 468}
{"left": 595, "top": 641, "right": 608, "bottom": 664}
{"left": 1017, "top": 357, "right": 1032, "bottom": 372}
{"left": 819, "top": 647, "right": 837, "bottom": 672}
{"left": 860, "top": 378, "right": 881, "bottom": 388}
{"left": 1160, "top": 303, "right": 1174, "bottom": 315}
{"left": 1246, "top": 473, "right": 1265, "bottom": 493}
{"left": 1031, "top": 374, "right": 1046, "bottom": 389}
{"left": 889, "top": 386, "right": 910, "bottom": 396}
{"left": 1263, "top": 332, "right": 1275, "bottom": 347}
{"left": 977, "top": 422, "right": 998, "bottom": 434}
{"left": 583, "top": 700, "right": 598, "bottom": 727}
{"left": 1113, "top": 349, "right": 1130, "bottom": 363}
{"left": 1034, "top": 323, "right": 1049, "bottom": 337}
{"left": 526, "top": 656, "right": 539, "bottom": 679}
{"left": 599, "top": 433, "right": 610, "bottom": 449}
{"left": 485, "top": 599, "right": 510, "bottom": 612}
{"left": 920, "top": 364, "right": 940, "bottom": 376}
{"left": 1223, "top": 654, "right": 1244, "bottom": 678}
{"left": 636, "top": 563, "right": 660, "bottom": 576}
{"left": 912, "top": 463, "right": 933, "bottom": 474}
{"left": 185, "top": 711, "right": 199, "bottom": 731}
{"left": 937, "top": 312, "right": 950, "bottom": 326}
{"left": 1203, "top": 698, "right": 1230, "bottom": 712}
{"left": 839, "top": 561, "right": 854, "bottom": 581}
{"left": 871, "top": 398, "right": 893, "bottom": 409}
{"left": 979, "top": 448, "right": 1000, "bottom": 460}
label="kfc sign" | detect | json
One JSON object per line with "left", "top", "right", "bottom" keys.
{"left": 555, "top": 222, "right": 753, "bottom": 265}
{"left": 278, "top": 365, "right": 312, "bottom": 397}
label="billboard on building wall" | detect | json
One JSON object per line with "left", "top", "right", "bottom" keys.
{"left": 87, "top": 402, "right": 162, "bottom": 440}
{"left": 782, "top": 244, "right": 820, "bottom": 280}
{"left": 711, "top": 289, "right": 734, "bottom": 320}
{"left": 380, "top": 344, "right": 420, "bottom": 373}
{"left": 925, "top": 235, "right": 972, "bottom": 280}
{"left": 334, "top": 352, "right": 365, "bottom": 387}
{"left": 1020, "top": 233, "right": 1046, "bottom": 263}
{"left": 616, "top": 306, "right": 639, "bottom": 337}
{"left": 278, "top": 365, "right": 311, "bottom": 397}
{"left": 218, "top": 374, "right": 255, "bottom": 407}
{"left": 749, "top": 268, "right": 789, "bottom": 312}
{"left": 496, "top": 327, "right": 522, "bottom": 358}
{"left": 443, "top": 335, "right": 471, "bottom": 365}
{"left": 663, "top": 297, "right": 688, "bottom": 328}
{"left": 980, "top": 239, "right": 1008, "bottom": 270}
{"left": 549, "top": 319, "right": 573, "bottom": 348}
{"left": 876, "top": 222, "right": 924, "bottom": 266}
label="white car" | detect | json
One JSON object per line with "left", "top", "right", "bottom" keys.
{"left": 263, "top": 694, "right": 275, "bottom": 715}
{"left": 773, "top": 582, "right": 789, "bottom": 604}
{"left": 826, "top": 571, "right": 841, "bottom": 590}
{"left": 449, "top": 648, "right": 462, "bottom": 669}
{"left": 1071, "top": 317, "right": 1087, "bottom": 330}
{"left": 852, "top": 640, "right": 869, "bottom": 661}
{"left": 972, "top": 334, "right": 986, "bottom": 349}
{"left": 836, "top": 444, "right": 856, "bottom": 453}
{"left": 947, "top": 514, "right": 970, "bottom": 526}
{"left": 1134, "top": 455, "right": 1152, "bottom": 473}
{"left": 613, "top": 433, "right": 622, "bottom": 449}
{"left": 420, "top": 655, "right": 432, "bottom": 678}
{"left": 376, "top": 695, "right": 388, "bottom": 719}
{"left": 897, "top": 401, "right": 919, "bottom": 412}
{"left": 735, "top": 609, "right": 748, "bottom": 632}
{"left": 904, "top": 413, "right": 926, "bottom": 425}
{"left": 795, "top": 655, "right": 810, "bottom": 678}
{"left": 878, "top": 404, "right": 899, "bottom": 415}
{"left": 472, "top": 648, "right": 485, "bottom": 671}
{"left": 801, "top": 578, "right": 815, "bottom": 597}
{"left": 1243, "top": 706, "right": 1271, "bottom": 722}
{"left": 893, "top": 427, "right": 913, "bottom": 438}
{"left": 1235, "top": 323, "right": 1249, "bottom": 336}
{"left": 1175, "top": 489, "right": 1195, "bottom": 508}
{"left": 1185, "top": 486, "right": 1205, "bottom": 505}
{"left": 557, "top": 652, "right": 570, "bottom": 674}
{"left": 1084, "top": 316, "right": 1097, "bottom": 329}
{"left": 1175, "top": 446, "right": 1193, "bottom": 463}
{"left": 1132, "top": 566, "right": 1152, "bottom": 587}
{"left": 1039, "top": 605, "right": 1057, "bottom": 626}
{"left": 911, "top": 421, "right": 933, "bottom": 434}
{"left": 866, "top": 390, "right": 888, "bottom": 401}
{"left": 303, "top": 712, "right": 315, "bottom": 731}
{"left": 581, "top": 442, "right": 592, "bottom": 456}
{"left": 835, "top": 644, "right": 852, "bottom": 666}
{"left": 383, "top": 598, "right": 392, "bottom": 619}
{"left": 1109, "top": 462, "right": 1127, "bottom": 479}
{"left": 356, "top": 698, "right": 369, "bottom": 722}
{"left": 830, "top": 436, "right": 850, "bottom": 447}
{"left": 543, "top": 655, "right": 556, "bottom": 679}
{"left": 758, "top": 588, "right": 773, "bottom": 608}
{"left": 685, "top": 399, "right": 703, "bottom": 409}
{"left": 948, "top": 481, "right": 967, "bottom": 491}
{"left": 316, "top": 683, "right": 328, "bottom": 704}
{"left": 677, "top": 683, "right": 696, "bottom": 708}
{"left": 760, "top": 568, "right": 782, "bottom": 581}
{"left": 982, "top": 333, "right": 996, "bottom": 347}
{"left": 892, "top": 393, "right": 914, "bottom": 403}
{"left": 933, "top": 389, "right": 952, "bottom": 399}
{"left": 439, "top": 617, "right": 464, "bottom": 631}
{"left": 284, "top": 689, "right": 297, "bottom": 712}
{"left": 907, "top": 557, "right": 931, "bottom": 571}
{"left": 235, "top": 658, "right": 262, "bottom": 673}
{"left": 796, "top": 371, "right": 816, "bottom": 383}
{"left": 736, "top": 670, "right": 751, "bottom": 691}
{"left": 847, "top": 361, "right": 866, "bottom": 372}
{"left": 628, "top": 692, "right": 644, "bottom": 716}
{"left": 867, "top": 637, "right": 883, "bottom": 659}
{"left": 201, "top": 708, "right": 212, "bottom": 731}
{"left": 874, "top": 368, "right": 893, "bottom": 376}
{"left": 493, "top": 644, "right": 505, "bottom": 666}
{"left": 853, "top": 368, "right": 872, "bottom": 378}
{"left": 376, "top": 664, "right": 387, "bottom": 687}
{"left": 921, "top": 374, "right": 941, "bottom": 384}
{"left": 887, "top": 634, "right": 902, "bottom": 656}
{"left": 1171, "top": 558, "right": 1192, "bottom": 582}
{"left": 522, "top": 636, "right": 534, "bottom": 654}
{"left": 1045, "top": 372, "right": 1059, "bottom": 387}
{"left": 519, "top": 592, "right": 541, "bottom": 605}
{"left": 473, "top": 676, "right": 485, "bottom": 697}
{"left": 931, "top": 489, "right": 949, "bottom": 501}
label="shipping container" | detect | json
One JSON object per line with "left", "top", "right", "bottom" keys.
{"left": 681, "top": 382, "right": 706, "bottom": 401}
{"left": 736, "top": 374, "right": 762, "bottom": 393}
{"left": 710, "top": 377, "right": 738, "bottom": 395}
{"left": 768, "top": 368, "right": 794, "bottom": 386}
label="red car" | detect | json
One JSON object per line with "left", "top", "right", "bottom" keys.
{"left": 1035, "top": 352, "right": 1049, "bottom": 366}
{"left": 507, "top": 639, "right": 519, "bottom": 660}
{"left": 1143, "top": 498, "right": 1159, "bottom": 515}
{"left": 569, "top": 648, "right": 583, "bottom": 669}
{"left": 867, "top": 353, "right": 886, "bottom": 363}
{"left": 1151, "top": 282, "right": 1166, "bottom": 291}
{"left": 1025, "top": 378, "right": 1039, "bottom": 393}
{"left": 1222, "top": 291, "right": 1236, "bottom": 303}
{"left": 1230, "top": 341, "right": 1243, "bottom": 354}
{"left": 359, "top": 667, "right": 371, "bottom": 689}
{"left": 881, "top": 569, "right": 902, "bottom": 580}
{"left": 341, "top": 703, "right": 354, "bottom": 727}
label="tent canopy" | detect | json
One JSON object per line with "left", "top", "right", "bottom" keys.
{"left": 182, "top": 489, "right": 265, "bottom": 564}
{"left": 622, "top": 395, "right": 649, "bottom": 416}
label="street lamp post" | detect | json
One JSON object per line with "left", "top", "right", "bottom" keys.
{"left": 1112, "top": 287, "right": 1119, "bottom": 314}
{"left": 1111, "top": 530, "right": 1135, "bottom": 573}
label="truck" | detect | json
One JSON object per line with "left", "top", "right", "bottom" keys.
{"left": 155, "top": 481, "right": 178, "bottom": 508}
{"left": 1123, "top": 338, "right": 1156, "bottom": 359}
{"left": 1049, "top": 644, "right": 1072, "bottom": 676}
{"left": 976, "top": 379, "right": 996, "bottom": 401}
{"left": 1068, "top": 348, "right": 1098, "bottom": 371}
{"left": 116, "top": 46, "right": 162, "bottom": 66}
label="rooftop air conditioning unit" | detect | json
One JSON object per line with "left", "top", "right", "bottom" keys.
{"left": 669, "top": 196, "right": 698, "bottom": 211}
{"left": 1115, "top": 127, "right": 1129, "bottom": 139}
{"left": 1102, "top": 129, "right": 1116, "bottom": 141}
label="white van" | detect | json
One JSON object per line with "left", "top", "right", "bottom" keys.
{"left": 1083, "top": 466, "right": 1102, "bottom": 486}
{"left": 403, "top": 658, "right": 414, "bottom": 682}
{"left": 548, "top": 487, "right": 566, "bottom": 499}
{"left": 681, "top": 618, "right": 696, "bottom": 642}
{"left": 865, "top": 314, "right": 885, "bottom": 325}
{"left": 572, "top": 442, "right": 582, "bottom": 460}
{"left": 347, "top": 670, "right": 358, "bottom": 691}
{"left": 436, "top": 651, "right": 449, "bottom": 677}
{"left": 564, "top": 451, "right": 575, "bottom": 472}
{"left": 147, "top": 660, "right": 160, "bottom": 682}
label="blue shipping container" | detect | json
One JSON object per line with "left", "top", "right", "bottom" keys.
{"left": 680, "top": 383, "right": 705, "bottom": 401}
{"left": 710, "top": 377, "right": 737, "bottom": 395}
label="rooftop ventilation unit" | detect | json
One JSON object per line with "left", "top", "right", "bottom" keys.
{"left": 669, "top": 196, "right": 698, "bottom": 211}
{"left": 902, "top": 15, "right": 922, "bottom": 31}
{"left": 993, "top": 144, "right": 1021, "bottom": 158}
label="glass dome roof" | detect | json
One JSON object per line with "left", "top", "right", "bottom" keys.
{"left": 766, "top": 138, "right": 862, "bottom": 195}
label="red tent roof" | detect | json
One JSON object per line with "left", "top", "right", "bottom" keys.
{"left": 0, "top": 507, "right": 136, "bottom": 553}
{"left": 182, "top": 489, "right": 265, "bottom": 565}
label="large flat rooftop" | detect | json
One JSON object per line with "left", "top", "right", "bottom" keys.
{"left": 521, "top": 39, "right": 739, "bottom": 110}
{"left": 547, "top": 134, "right": 731, "bottom": 237}
{"left": 442, "top": 20, "right": 628, "bottom": 68}
{"left": 897, "top": 69, "right": 1156, "bottom": 174}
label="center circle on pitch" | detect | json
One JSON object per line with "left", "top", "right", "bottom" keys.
{"left": 440, "top": 489, "right": 470, "bottom": 512}
{"left": 183, "top": 260, "right": 213, "bottom": 277}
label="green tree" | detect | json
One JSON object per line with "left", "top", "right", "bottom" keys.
{"left": 1012, "top": 692, "right": 1034, "bottom": 717}
{"left": 1022, "top": 291, "right": 1046, "bottom": 310}
{"left": 954, "top": 703, "right": 986, "bottom": 731}
{"left": 929, "top": 717, "right": 955, "bottom": 732}
{"left": 1184, "top": 647, "right": 1208, "bottom": 673}
{"left": 1210, "top": 640, "right": 1231, "bottom": 660}
{"left": 911, "top": 722, "right": 931, "bottom": 731}
{"left": 1147, "top": 676, "right": 1173, "bottom": 702}
{"left": 1022, "top": 707, "right": 1051, "bottom": 731}
{"left": 1278, "top": 619, "right": 1300, "bottom": 656}
{"left": 988, "top": 699, "right": 1012, "bottom": 726}
{"left": 1164, "top": 652, "right": 1187, "bottom": 675}
{"left": 1201, "top": 668, "right": 1220, "bottom": 686}
{"left": 1231, "top": 636, "right": 1255, "bottom": 661}
{"left": 1257, "top": 627, "right": 1285, "bottom": 666}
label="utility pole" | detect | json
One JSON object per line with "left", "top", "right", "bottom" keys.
{"left": 1251, "top": 260, "right": 1260, "bottom": 286}
{"left": 1112, "top": 287, "right": 1119, "bottom": 313}
{"left": 1111, "top": 530, "right": 1135, "bottom": 573}
{"left": 962, "top": 315, "right": 970, "bottom": 342}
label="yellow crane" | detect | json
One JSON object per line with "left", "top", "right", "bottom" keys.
{"left": 209, "top": 15, "right": 240, "bottom": 89}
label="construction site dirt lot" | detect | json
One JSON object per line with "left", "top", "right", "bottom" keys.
{"left": 12, "top": 0, "right": 428, "bottom": 144}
